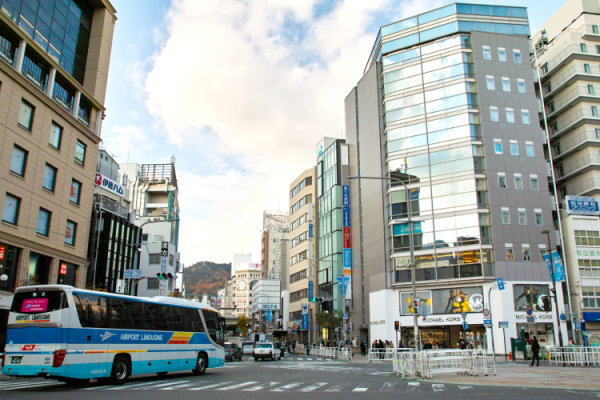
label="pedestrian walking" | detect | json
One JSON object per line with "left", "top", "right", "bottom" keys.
{"left": 360, "top": 340, "right": 366, "bottom": 357}
{"left": 530, "top": 336, "right": 540, "bottom": 367}
{"left": 378, "top": 339, "right": 385, "bottom": 359}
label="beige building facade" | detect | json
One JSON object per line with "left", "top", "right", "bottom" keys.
{"left": 288, "top": 167, "right": 317, "bottom": 339}
{"left": 0, "top": 0, "right": 116, "bottom": 292}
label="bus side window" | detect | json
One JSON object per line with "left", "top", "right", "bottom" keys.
{"left": 108, "top": 298, "right": 127, "bottom": 329}
{"left": 170, "top": 306, "right": 186, "bottom": 331}
{"left": 184, "top": 308, "right": 203, "bottom": 333}
{"left": 144, "top": 304, "right": 170, "bottom": 331}
{"left": 123, "top": 300, "right": 144, "bottom": 330}
{"left": 73, "top": 294, "right": 87, "bottom": 327}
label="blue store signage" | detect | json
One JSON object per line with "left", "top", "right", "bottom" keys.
{"left": 342, "top": 185, "right": 350, "bottom": 206}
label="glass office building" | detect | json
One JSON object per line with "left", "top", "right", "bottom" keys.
{"left": 345, "top": 3, "right": 565, "bottom": 352}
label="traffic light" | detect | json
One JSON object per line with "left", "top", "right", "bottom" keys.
{"left": 394, "top": 321, "right": 399, "bottom": 331}
{"left": 413, "top": 300, "right": 419, "bottom": 316}
{"left": 156, "top": 273, "right": 174, "bottom": 280}
{"left": 314, "top": 297, "right": 324, "bottom": 303}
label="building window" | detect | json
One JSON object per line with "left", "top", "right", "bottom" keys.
{"left": 523, "top": 248, "right": 531, "bottom": 261}
{"left": 582, "top": 286, "right": 600, "bottom": 308}
{"left": 169, "top": 254, "right": 174, "bottom": 266}
{"left": 43, "top": 164, "right": 57, "bottom": 192}
{"left": 588, "top": 85, "right": 595, "bottom": 95}
{"left": 498, "top": 48, "right": 506, "bottom": 61}
{"left": 490, "top": 107, "right": 499, "bottom": 122}
{"left": 531, "top": 177, "right": 539, "bottom": 190}
{"left": 48, "top": 122, "right": 63, "bottom": 150}
{"left": 596, "top": 128, "right": 600, "bottom": 139}
{"left": 483, "top": 46, "right": 491, "bottom": 60}
{"left": 518, "top": 211, "right": 527, "bottom": 225}
{"left": 585, "top": 63, "right": 592, "bottom": 73}
{"left": 581, "top": 43, "right": 588, "bottom": 52}
{"left": 502, "top": 210, "right": 510, "bottom": 224}
{"left": 575, "top": 230, "right": 600, "bottom": 246}
{"left": 535, "top": 211, "right": 543, "bottom": 226}
{"left": 597, "top": 44, "right": 600, "bottom": 54}
{"left": 526, "top": 143, "right": 534, "bottom": 156}
{"left": 149, "top": 254, "right": 161, "bottom": 264}
{"left": 506, "top": 248, "right": 514, "bottom": 261}
{"left": 506, "top": 109, "right": 515, "bottom": 123}
{"left": 486, "top": 77, "right": 495, "bottom": 90}
{"left": 494, "top": 142, "right": 503, "bottom": 154}
{"left": 290, "top": 289, "right": 308, "bottom": 302}
{"left": 75, "top": 140, "right": 86, "bottom": 166}
{"left": 515, "top": 177, "right": 523, "bottom": 190}
{"left": 513, "top": 50, "right": 521, "bottom": 63}
{"left": 499, "top": 175, "right": 507, "bottom": 189}
{"left": 147, "top": 278, "right": 159, "bottom": 290}
{"left": 65, "top": 220, "right": 76, "bottom": 246}
{"left": 510, "top": 142, "right": 519, "bottom": 155}
{"left": 10, "top": 145, "right": 28, "bottom": 176}
{"left": 2, "top": 193, "right": 20, "bottom": 225}
{"left": 517, "top": 80, "right": 526, "bottom": 93}
{"left": 36, "top": 208, "right": 51, "bottom": 237}
{"left": 522, "top": 110, "right": 530, "bottom": 124}
{"left": 18, "top": 100, "right": 34, "bottom": 130}
{"left": 593, "top": 106, "right": 599, "bottom": 116}
{"left": 594, "top": 25, "right": 600, "bottom": 34}
{"left": 502, "top": 78, "right": 510, "bottom": 92}
{"left": 70, "top": 179, "right": 81, "bottom": 204}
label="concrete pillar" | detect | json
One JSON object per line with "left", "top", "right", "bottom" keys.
{"left": 72, "top": 90, "right": 81, "bottom": 118}
{"left": 15, "top": 249, "right": 30, "bottom": 288}
{"left": 94, "top": 108, "right": 103, "bottom": 136}
{"left": 48, "top": 257, "right": 60, "bottom": 284}
{"left": 76, "top": 265, "right": 88, "bottom": 289}
{"left": 15, "top": 40, "right": 26, "bottom": 73}
{"left": 46, "top": 67, "right": 56, "bottom": 98}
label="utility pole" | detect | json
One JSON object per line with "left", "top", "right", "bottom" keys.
{"left": 542, "top": 230, "right": 564, "bottom": 347}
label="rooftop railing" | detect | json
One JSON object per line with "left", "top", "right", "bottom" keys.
{"left": 541, "top": 44, "right": 600, "bottom": 78}
{"left": 552, "top": 130, "right": 600, "bottom": 159}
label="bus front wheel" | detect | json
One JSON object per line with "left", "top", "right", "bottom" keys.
{"left": 109, "top": 355, "right": 131, "bottom": 385}
{"left": 192, "top": 353, "right": 207, "bottom": 376}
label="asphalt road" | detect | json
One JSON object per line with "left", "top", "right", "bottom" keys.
{"left": 0, "top": 354, "right": 595, "bottom": 399}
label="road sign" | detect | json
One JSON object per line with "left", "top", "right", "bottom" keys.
{"left": 124, "top": 269, "right": 142, "bottom": 279}
{"left": 526, "top": 308, "right": 533, "bottom": 316}
{"left": 308, "top": 281, "right": 313, "bottom": 300}
{"left": 308, "top": 223, "right": 313, "bottom": 239}
{"left": 560, "top": 313, "right": 565, "bottom": 321}
{"left": 499, "top": 321, "right": 509, "bottom": 329}
{"left": 483, "top": 319, "right": 492, "bottom": 327}
{"left": 461, "top": 312, "right": 467, "bottom": 320}
{"left": 343, "top": 312, "right": 348, "bottom": 320}
{"left": 496, "top": 277, "right": 505, "bottom": 290}
{"left": 527, "top": 316, "right": 535, "bottom": 323}
{"left": 483, "top": 309, "right": 490, "bottom": 317}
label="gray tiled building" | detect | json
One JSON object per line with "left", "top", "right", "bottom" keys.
{"left": 344, "top": 3, "right": 567, "bottom": 353}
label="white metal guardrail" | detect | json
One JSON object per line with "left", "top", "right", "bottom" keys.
{"left": 392, "top": 349, "right": 496, "bottom": 380}
{"left": 368, "top": 348, "right": 397, "bottom": 363}
{"left": 548, "top": 347, "right": 600, "bottom": 367}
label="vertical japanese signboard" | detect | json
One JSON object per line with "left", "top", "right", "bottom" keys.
{"left": 159, "top": 241, "right": 168, "bottom": 296}
{"left": 342, "top": 185, "right": 351, "bottom": 304}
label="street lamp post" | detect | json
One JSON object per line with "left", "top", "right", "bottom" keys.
{"left": 541, "top": 230, "right": 564, "bottom": 348}
{"left": 348, "top": 175, "right": 420, "bottom": 351}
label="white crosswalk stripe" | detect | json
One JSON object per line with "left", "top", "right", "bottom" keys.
{"left": 298, "top": 382, "right": 327, "bottom": 392}
{"left": 459, "top": 385, "right": 474, "bottom": 390}
{"left": 244, "top": 382, "right": 281, "bottom": 391}
{"left": 216, "top": 381, "right": 258, "bottom": 391}
{"left": 272, "top": 382, "right": 303, "bottom": 391}
{"left": 432, "top": 384, "right": 446, "bottom": 392}
{"left": 188, "top": 381, "right": 235, "bottom": 391}
{"left": 353, "top": 384, "right": 371, "bottom": 392}
{"left": 407, "top": 382, "right": 420, "bottom": 392}
{"left": 0, "top": 381, "right": 65, "bottom": 391}
{"left": 380, "top": 382, "right": 396, "bottom": 392}
{"left": 140, "top": 381, "right": 190, "bottom": 390}
{"left": 103, "top": 380, "right": 169, "bottom": 390}
{"left": 325, "top": 383, "right": 349, "bottom": 392}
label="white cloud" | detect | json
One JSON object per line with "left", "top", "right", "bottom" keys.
{"left": 142, "top": 0, "right": 445, "bottom": 264}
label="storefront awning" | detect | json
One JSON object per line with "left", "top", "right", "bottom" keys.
{"left": 582, "top": 312, "right": 600, "bottom": 322}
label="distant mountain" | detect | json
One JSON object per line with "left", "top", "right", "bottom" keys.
{"left": 183, "top": 261, "right": 230, "bottom": 297}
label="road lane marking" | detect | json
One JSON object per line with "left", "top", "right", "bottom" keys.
{"left": 216, "top": 381, "right": 258, "bottom": 391}
{"left": 459, "top": 385, "right": 473, "bottom": 390}
{"left": 353, "top": 384, "right": 371, "bottom": 392}
{"left": 244, "top": 382, "right": 281, "bottom": 391}
{"left": 380, "top": 382, "right": 396, "bottom": 392}
{"left": 407, "top": 382, "right": 420, "bottom": 392}
{"left": 432, "top": 384, "right": 445, "bottom": 392}
{"left": 299, "top": 382, "right": 328, "bottom": 392}
{"left": 189, "top": 381, "right": 235, "bottom": 391}
{"left": 272, "top": 382, "right": 303, "bottom": 391}
{"left": 139, "top": 381, "right": 190, "bottom": 390}
{"left": 325, "top": 383, "right": 349, "bottom": 392}
{"left": 0, "top": 381, "right": 65, "bottom": 391}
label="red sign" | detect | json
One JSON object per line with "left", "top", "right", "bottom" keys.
{"left": 59, "top": 263, "right": 68, "bottom": 276}
{"left": 65, "top": 227, "right": 72, "bottom": 239}
{"left": 70, "top": 185, "right": 77, "bottom": 197}
{"left": 343, "top": 227, "right": 351, "bottom": 248}
{"left": 0, "top": 245, "right": 4, "bottom": 260}
{"left": 211, "top": 297, "right": 216, "bottom": 307}
{"left": 216, "top": 298, "right": 222, "bottom": 309}
{"left": 21, "top": 345, "right": 36, "bottom": 351}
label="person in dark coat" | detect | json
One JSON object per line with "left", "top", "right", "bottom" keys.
{"left": 360, "top": 340, "right": 367, "bottom": 357}
{"left": 530, "top": 336, "right": 541, "bottom": 367}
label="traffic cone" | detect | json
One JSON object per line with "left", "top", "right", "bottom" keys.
{"left": 509, "top": 351, "right": 512, "bottom": 360}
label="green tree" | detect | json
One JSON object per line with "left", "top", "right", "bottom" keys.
{"left": 236, "top": 314, "right": 249, "bottom": 336}
{"left": 315, "top": 310, "right": 345, "bottom": 337}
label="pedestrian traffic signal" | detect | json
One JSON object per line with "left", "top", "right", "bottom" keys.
{"left": 394, "top": 321, "right": 399, "bottom": 331}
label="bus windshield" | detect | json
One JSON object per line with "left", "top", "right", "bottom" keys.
{"left": 10, "top": 290, "right": 67, "bottom": 314}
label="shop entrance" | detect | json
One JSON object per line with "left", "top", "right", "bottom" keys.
{"left": 401, "top": 324, "right": 487, "bottom": 349}
{"left": 516, "top": 322, "right": 555, "bottom": 347}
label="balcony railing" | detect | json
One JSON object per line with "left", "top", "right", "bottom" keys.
{"left": 0, "top": 32, "right": 16, "bottom": 66}
{"left": 22, "top": 53, "right": 49, "bottom": 92}
{"left": 141, "top": 164, "right": 177, "bottom": 186}
{"left": 551, "top": 108, "right": 600, "bottom": 137}
{"left": 548, "top": 86, "right": 600, "bottom": 118}
{"left": 552, "top": 130, "right": 600, "bottom": 159}
{"left": 559, "top": 154, "right": 600, "bottom": 180}
{"left": 544, "top": 64, "right": 600, "bottom": 96}
{"left": 95, "top": 196, "right": 130, "bottom": 220}
{"left": 568, "top": 178, "right": 600, "bottom": 196}
{"left": 541, "top": 44, "right": 600, "bottom": 78}
{"left": 52, "top": 79, "right": 74, "bottom": 112}
{"left": 579, "top": 24, "right": 600, "bottom": 41}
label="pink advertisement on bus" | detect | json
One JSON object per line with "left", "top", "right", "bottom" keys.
{"left": 21, "top": 298, "right": 49, "bottom": 313}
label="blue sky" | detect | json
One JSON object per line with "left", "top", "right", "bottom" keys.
{"left": 103, "top": 0, "right": 566, "bottom": 265}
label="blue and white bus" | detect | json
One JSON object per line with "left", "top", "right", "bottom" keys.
{"left": 1, "top": 285, "right": 225, "bottom": 385}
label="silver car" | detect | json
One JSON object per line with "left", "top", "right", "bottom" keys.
{"left": 242, "top": 341, "right": 254, "bottom": 356}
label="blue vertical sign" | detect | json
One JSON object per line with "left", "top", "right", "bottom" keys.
{"left": 342, "top": 185, "right": 350, "bottom": 206}
{"left": 343, "top": 248, "right": 352, "bottom": 268}
{"left": 308, "top": 281, "right": 313, "bottom": 300}
{"left": 336, "top": 276, "right": 350, "bottom": 296}
{"left": 301, "top": 304, "right": 309, "bottom": 330}
{"left": 496, "top": 277, "right": 505, "bottom": 290}
{"left": 308, "top": 223, "right": 313, "bottom": 239}
{"left": 343, "top": 207, "right": 350, "bottom": 227}
{"left": 542, "top": 250, "right": 566, "bottom": 282}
